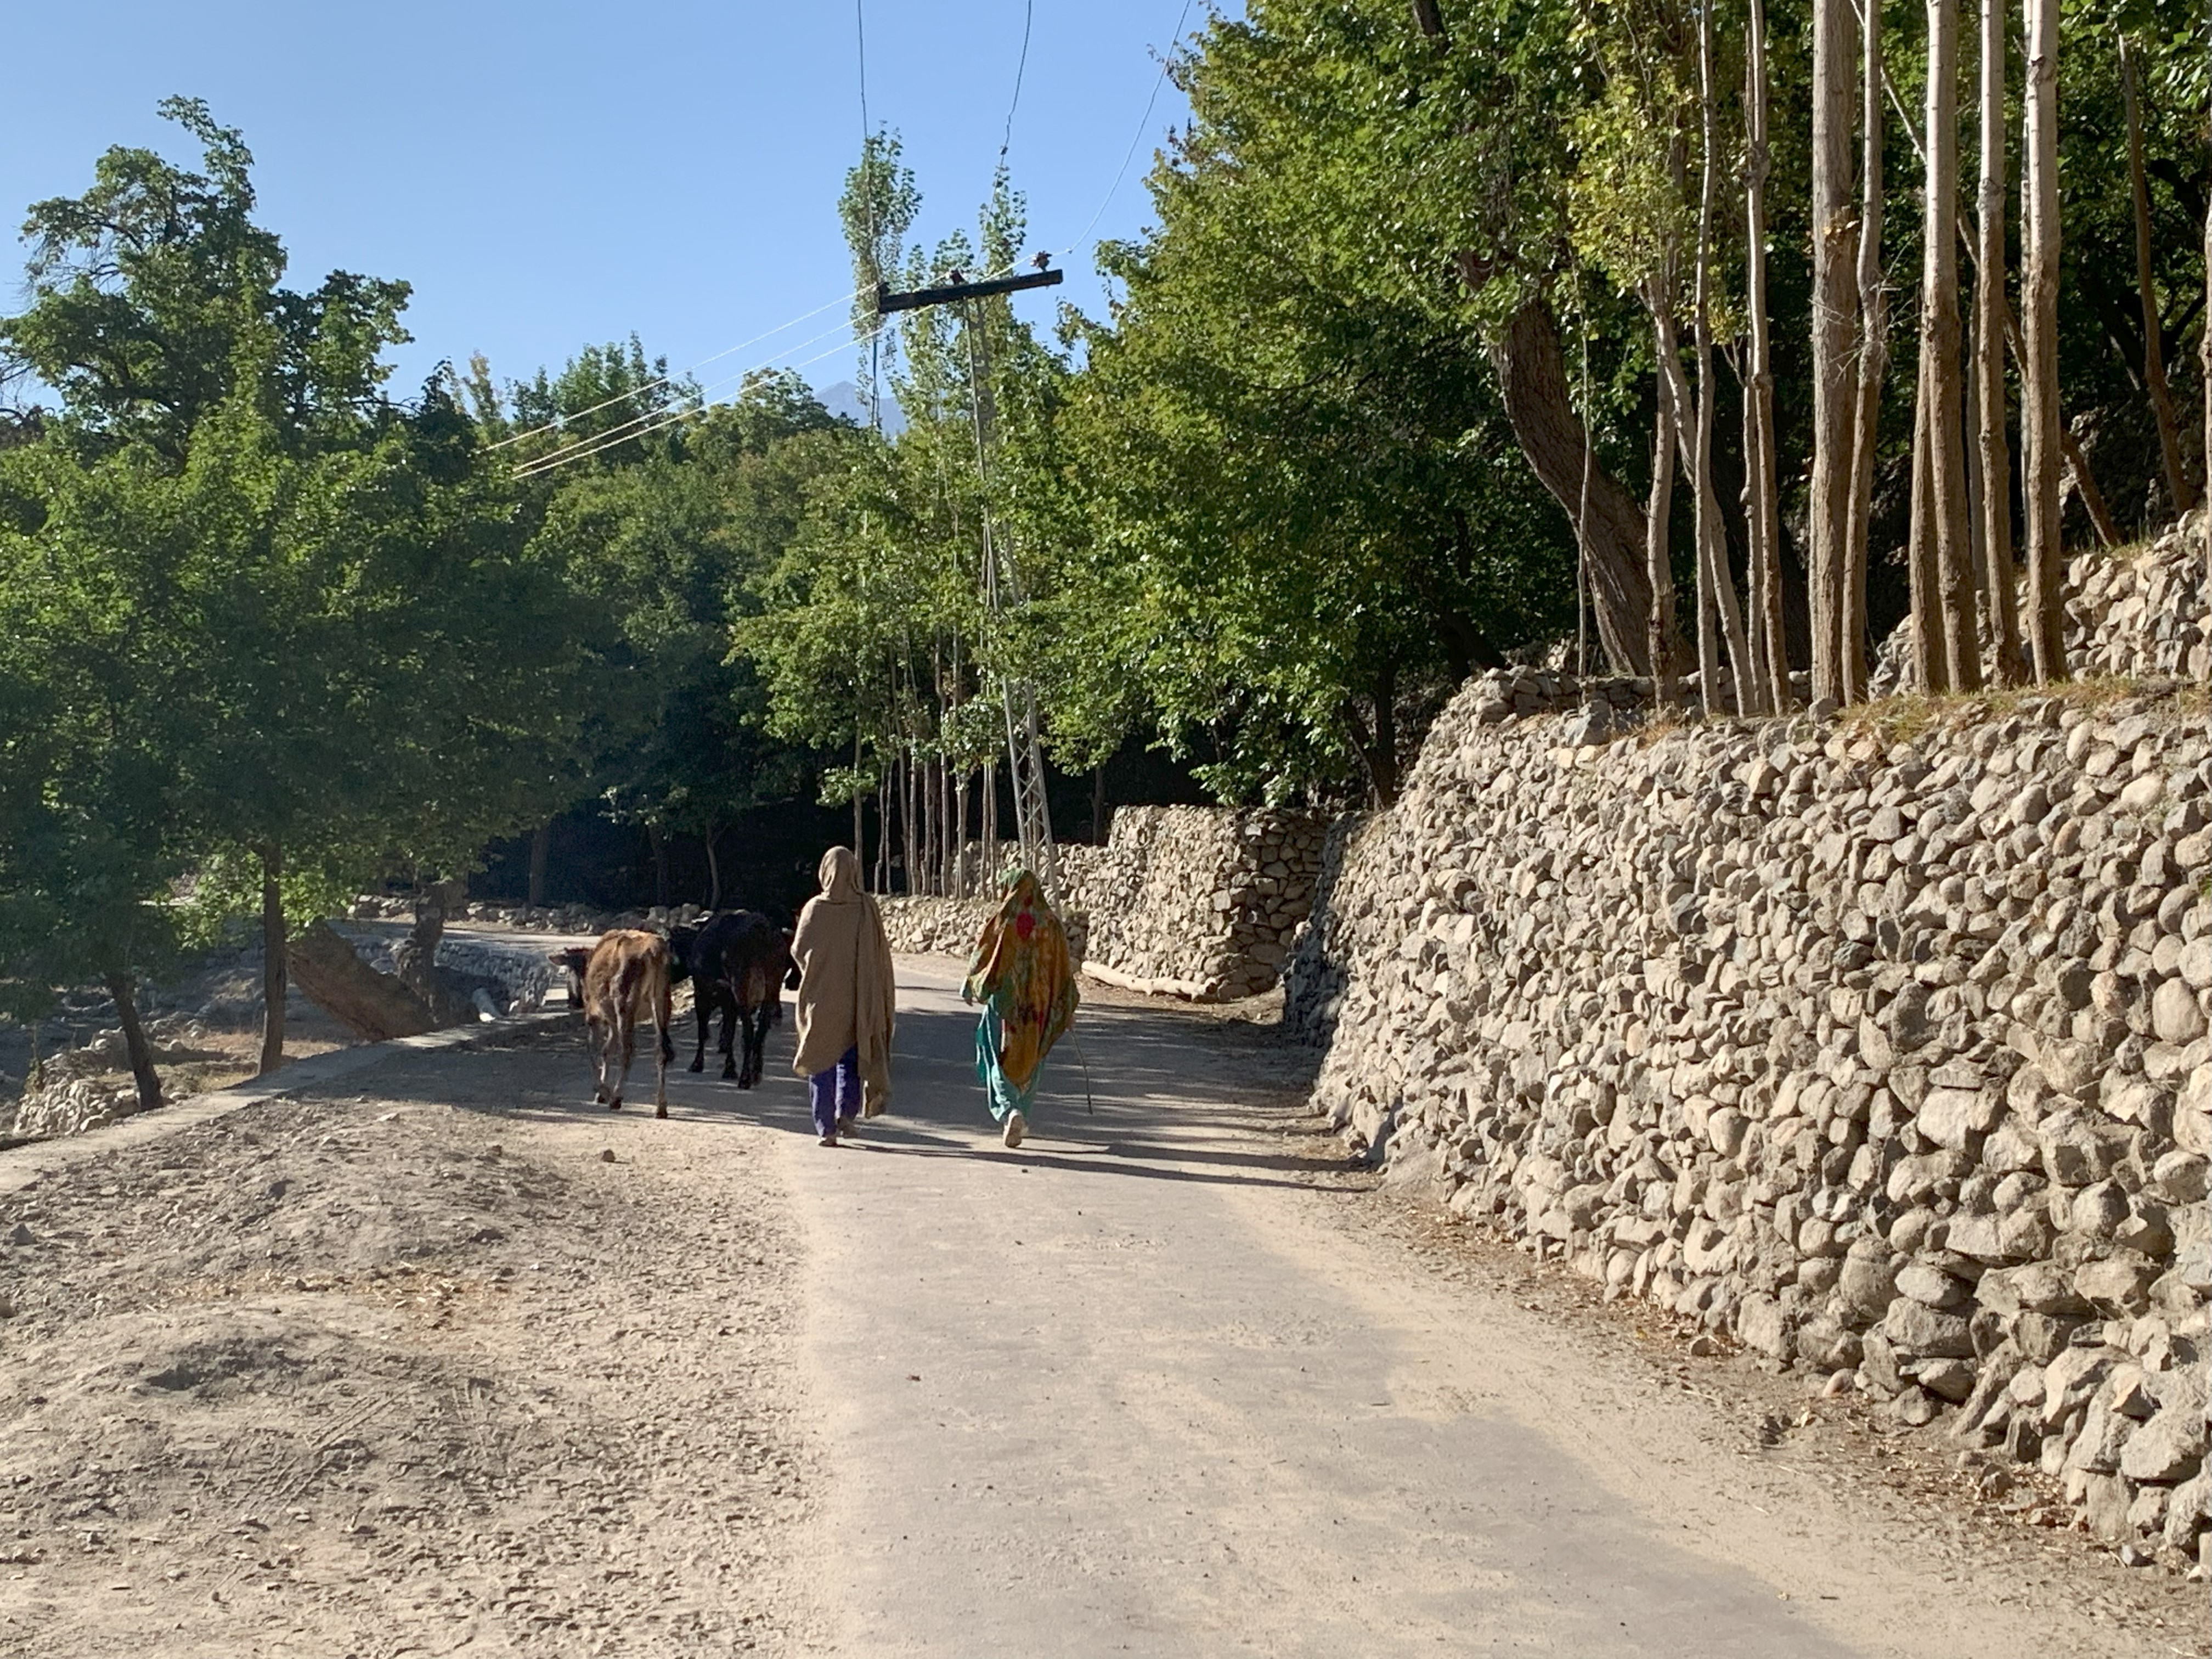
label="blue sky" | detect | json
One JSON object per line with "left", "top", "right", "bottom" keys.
{"left": 2, "top": 2, "right": 1211, "bottom": 408}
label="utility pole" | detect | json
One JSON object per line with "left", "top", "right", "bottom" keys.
{"left": 877, "top": 264, "right": 1064, "bottom": 892}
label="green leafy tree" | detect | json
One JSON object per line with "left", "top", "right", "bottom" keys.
{"left": 1, "top": 102, "right": 603, "bottom": 1069}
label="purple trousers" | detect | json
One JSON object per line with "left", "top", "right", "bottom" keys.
{"left": 809, "top": 1046, "right": 860, "bottom": 1137}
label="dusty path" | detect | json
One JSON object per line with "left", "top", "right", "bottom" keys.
{"left": 772, "top": 960, "right": 2198, "bottom": 1659}
{"left": 0, "top": 956, "right": 2196, "bottom": 1656}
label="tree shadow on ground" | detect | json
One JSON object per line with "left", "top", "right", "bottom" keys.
{"left": 337, "top": 993, "right": 1350, "bottom": 1195}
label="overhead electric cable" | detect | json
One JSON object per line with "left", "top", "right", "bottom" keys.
{"left": 486, "top": 286, "right": 864, "bottom": 452}
{"left": 508, "top": 249, "right": 1039, "bottom": 482}
{"left": 508, "top": 313, "right": 869, "bottom": 472}
{"left": 514, "top": 324, "right": 894, "bottom": 479}
{"left": 1001, "top": 0, "right": 1035, "bottom": 157}
{"left": 1073, "top": 0, "right": 1194, "bottom": 252}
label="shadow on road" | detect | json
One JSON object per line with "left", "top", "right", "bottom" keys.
{"left": 348, "top": 974, "right": 1347, "bottom": 1194}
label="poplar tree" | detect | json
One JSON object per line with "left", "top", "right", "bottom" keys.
{"left": 1973, "top": 0, "right": 2022, "bottom": 687}
{"left": 1809, "top": 0, "right": 1863, "bottom": 706}
{"left": 2020, "top": 0, "right": 2067, "bottom": 681}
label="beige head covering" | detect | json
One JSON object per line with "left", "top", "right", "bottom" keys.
{"left": 789, "top": 847, "right": 896, "bottom": 1113}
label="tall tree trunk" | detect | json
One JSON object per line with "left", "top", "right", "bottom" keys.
{"left": 957, "top": 769, "right": 974, "bottom": 898}
{"left": 1654, "top": 315, "right": 1751, "bottom": 716}
{"left": 1744, "top": 0, "right": 1792, "bottom": 712}
{"left": 852, "top": 731, "right": 866, "bottom": 878}
{"left": 1690, "top": 4, "right": 1757, "bottom": 715}
{"left": 983, "top": 759, "right": 999, "bottom": 882}
{"left": 1841, "top": 0, "right": 1886, "bottom": 704}
{"left": 1975, "top": 0, "right": 2023, "bottom": 686}
{"left": 104, "top": 970, "right": 163, "bottom": 1115}
{"left": 1480, "top": 290, "right": 1658, "bottom": 673}
{"left": 397, "top": 874, "right": 464, "bottom": 1011}
{"left": 921, "top": 751, "right": 937, "bottom": 897}
{"left": 2020, "top": 0, "right": 2066, "bottom": 681}
{"left": 1908, "top": 356, "right": 1951, "bottom": 691}
{"left": 1647, "top": 391, "right": 1680, "bottom": 708}
{"left": 2060, "top": 426, "right": 2123, "bottom": 548}
{"left": 902, "top": 748, "right": 917, "bottom": 896}
{"left": 1925, "top": 0, "right": 1982, "bottom": 691}
{"left": 258, "top": 845, "right": 285, "bottom": 1075}
{"left": 1987, "top": 294, "right": 2121, "bottom": 550}
{"left": 1339, "top": 664, "right": 1401, "bottom": 805}
{"left": 704, "top": 821, "right": 723, "bottom": 909}
{"left": 527, "top": 820, "right": 551, "bottom": 909}
{"left": 645, "top": 822, "right": 668, "bottom": 908}
{"left": 1091, "top": 764, "right": 1107, "bottom": 846}
{"left": 2120, "top": 35, "right": 2196, "bottom": 517}
{"left": 1809, "top": 0, "right": 1863, "bottom": 706}
{"left": 1410, "top": 3, "right": 1653, "bottom": 672}
{"left": 877, "top": 766, "right": 893, "bottom": 892}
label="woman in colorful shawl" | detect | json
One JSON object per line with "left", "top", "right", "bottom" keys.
{"left": 791, "top": 846, "right": 896, "bottom": 1146}
{"left": 962, "top": 868, "right": 1079, "bottom": 1148}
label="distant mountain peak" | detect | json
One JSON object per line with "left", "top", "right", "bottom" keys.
{"left": 814, "top": 379, "right": 907, "bottom": 436}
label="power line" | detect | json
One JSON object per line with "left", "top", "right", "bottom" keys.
{"left": 1072, "top": 0, "right": 1194, "bottom": 253}
{"left": 1001, "top": 0, "right": 1035, "bottom": 157}
{"left": 507, "top": 312, "right": 867, "bottom": 472}
{"left": 485, "top": 287, "right": 864, "bottom": 452}
{"left": 512, "top": 323, "right": 894, "bottom": 481}
{"left": 509, "top": 246, "right": 1040, "bottom": 481}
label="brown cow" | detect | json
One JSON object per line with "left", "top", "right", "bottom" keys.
{"left": 551, "top": 930, "right": 674, "bottom": 1116}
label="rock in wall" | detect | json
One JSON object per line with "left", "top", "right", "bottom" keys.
{"left": 2062, "top": 518, "right": 2210, "bottom": 683}
{"left": 1297, "top": 676, "right": 2210, "bottom": 1560}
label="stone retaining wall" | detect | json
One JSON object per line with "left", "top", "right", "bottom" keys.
{"left": 1877, "top": 511, "right": 2211, "bottom": 693}
{"left": 872, "top": 807, "right": 1330, "bottom": 1001}
{"left": 878, "top": 897, "right": 1003, "bottom": 961}
{"left": 1293, "top": 676, "right": 2210, "bottom": 1565}
{"left": 1063, "top": 806, "right": 1330, "bottom": 1000}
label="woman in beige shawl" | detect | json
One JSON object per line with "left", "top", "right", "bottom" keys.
{"left": 789, "top": 847, "right": 896, "bottom": 1144}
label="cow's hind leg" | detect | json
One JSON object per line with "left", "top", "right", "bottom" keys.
{"left": 608, "top": 1008, "right": 634, "bottom": 1110}
{"left": 588, "top": 1017, "right": 612, "bottom": 1104}
{"left": 690, "top": 991, "right": 709, "bottom": 1072}
{"left": 743, "top": 1003, "right": 769, "bottom": 1089}
{"left": 719, "top": 996, "right": 739, "bottom": 1080}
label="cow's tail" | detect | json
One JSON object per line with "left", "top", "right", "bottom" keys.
{"left": 647, "top": 947, "right": 673, "bottom": 1115}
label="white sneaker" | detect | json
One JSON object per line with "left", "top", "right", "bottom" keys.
{"left": 1002, "top": 1111, "right": 1027, "bottom": 1149}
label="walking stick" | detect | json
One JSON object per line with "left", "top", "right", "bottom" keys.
{"left": 1068, "top": 1025, "right": 1097, "bottom": 1115}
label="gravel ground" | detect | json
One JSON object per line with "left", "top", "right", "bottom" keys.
{"left": 0, "top": 1024, "right": 819, "bottom": 1658}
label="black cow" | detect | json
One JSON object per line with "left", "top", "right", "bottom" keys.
{"left": 667, "top": 911, "right": 794, "bottom": 1088}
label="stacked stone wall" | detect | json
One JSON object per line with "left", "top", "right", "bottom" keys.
{"left": 1295, "top": 678, "right": 2209, "bottom": 1564}
{"left": 878, "top": 897, "right": 1009, "bottom": 960}
{"left": 1063, "top": 806, "right": 1330, "bottom": 1000}
{"left": 872, "top": 807, "right": 1329, "bottom": 1000}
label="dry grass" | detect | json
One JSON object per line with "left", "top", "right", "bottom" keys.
{"left": 1834, "top": 675, "right": 2206, "bottom": 751}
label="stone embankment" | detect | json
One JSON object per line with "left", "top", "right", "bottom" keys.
{"left": 1876, "top": 512, "right": 2211, "bottom": 693}
{"left": 877, "top": 806, "right": 1329, "bottom": 1002}
{"left": 1063, "top": 806, "right": 1329, "bottom": 1000}
{"left": 3, "top": 1017, "right": 229, "bottom": 1141}
{"left": 1290, "top": 673, "right": 2210, "bottom": 1567}
{"left": 878, "top": 897, "right": 1005, "bottom": 960}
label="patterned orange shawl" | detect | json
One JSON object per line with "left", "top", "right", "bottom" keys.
{"left": 963, "top": 870, "right": 1078, "bottom": 1091}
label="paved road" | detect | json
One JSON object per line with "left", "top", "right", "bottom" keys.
{"left": 670, "top": 958, "right": 2101, "bottom": 1659}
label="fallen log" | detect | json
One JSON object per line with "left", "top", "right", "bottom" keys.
{"left": 288, "top": 920, "right": 439, "bottom": 1041}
